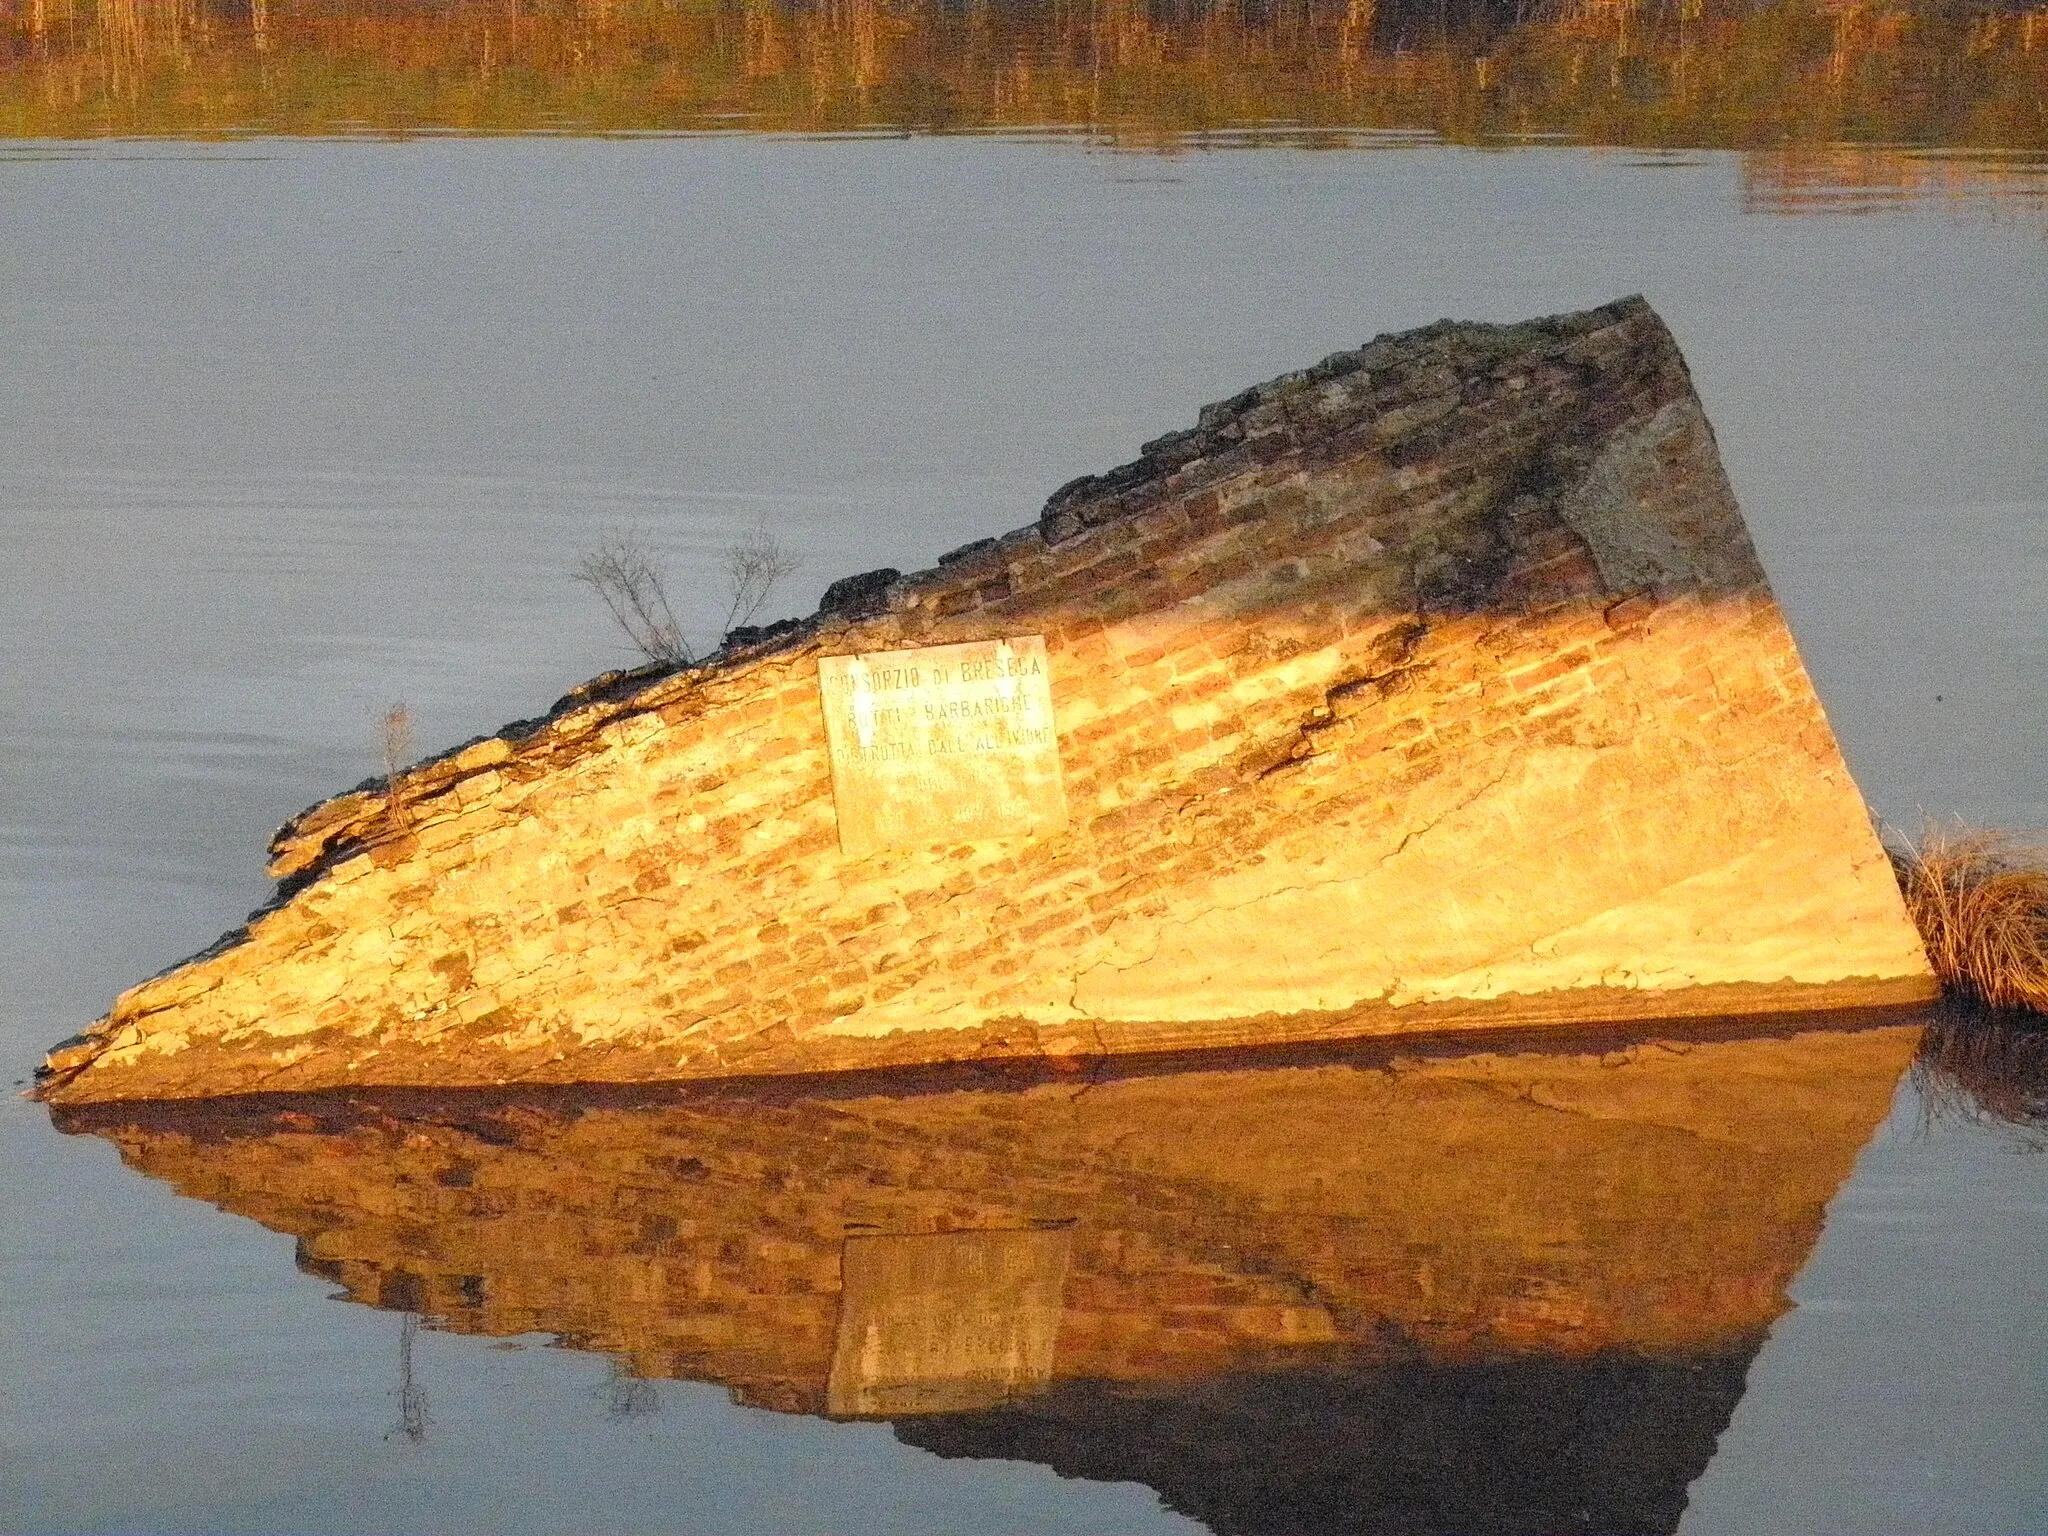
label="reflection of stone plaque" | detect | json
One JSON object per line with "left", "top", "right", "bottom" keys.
{"left": 826, "top": 1228, "right": 1072, "bottom": 1418}
{"left": 818, "top": 635, "right": 1067, "bottom": 858}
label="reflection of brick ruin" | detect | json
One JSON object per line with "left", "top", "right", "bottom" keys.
{"left": 40, "top": 295, "right": 1932, "bottom": 1101}
{"left": 59, "top": 1023, "right": 1920, "bottom": 1534}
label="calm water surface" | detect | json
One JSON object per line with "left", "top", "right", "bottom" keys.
{"left": 3, "top": 10, "right": 2047, "bottom": 1530}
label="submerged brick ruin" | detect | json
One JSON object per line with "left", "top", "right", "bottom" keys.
{"left": 37, "top": 296, "right": 1934, "bottom": 1103}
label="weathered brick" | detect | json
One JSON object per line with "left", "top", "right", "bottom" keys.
{"left": 41, "top": 299, "right": 1933, "bottom": 1105}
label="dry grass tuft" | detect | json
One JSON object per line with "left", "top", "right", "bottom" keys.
{"left": 1891, "top": 825, "right": 2048, "bottom": 1015}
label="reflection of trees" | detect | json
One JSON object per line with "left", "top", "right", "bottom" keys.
{"left": 0, "top": 0, "right": 2042, "bottom": 169}
{"left": 1739, "top": 142, "right": 2048, "bottom": 217}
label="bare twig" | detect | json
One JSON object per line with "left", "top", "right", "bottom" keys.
{"left": 719, "top": 525, "right": 801, "bottom": 638}
{"left": 380, "top": 701, "right": 414, "bottom": 834}
{"left": 575, "top": 525, "right": 799, "bottom": 663}
{"left": 575, "top": 530, "right": 692, "bottom": 667}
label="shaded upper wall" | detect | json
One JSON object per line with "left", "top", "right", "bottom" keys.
{"left": 38, "top": 296, "right": 1933, "bottom": 1103}
{"left": 56, "top": 1021, "right": 1924, "bottom": 1534}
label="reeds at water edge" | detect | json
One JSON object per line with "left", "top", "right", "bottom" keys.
{"left": 1891, "top": 826, "right": 2048, "bottom": 1129}
{"left": 1891, "top": 826, "right": 2048, "bottom": 1016}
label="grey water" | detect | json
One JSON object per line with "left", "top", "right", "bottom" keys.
{"left": 2, "top": 137, "right": 2045, "bottom": 1534}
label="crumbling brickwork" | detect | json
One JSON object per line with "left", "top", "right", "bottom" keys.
{"left": 39, "top": 296, "right": 1933, "bottom": 1102}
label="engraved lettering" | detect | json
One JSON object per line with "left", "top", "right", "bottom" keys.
{"left": 818, "top": 636, "right": 1068, "bottom": 857}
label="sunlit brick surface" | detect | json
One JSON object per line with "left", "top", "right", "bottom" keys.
{"left": 42, "top": 297, "right": 1932, "bottom": 1102}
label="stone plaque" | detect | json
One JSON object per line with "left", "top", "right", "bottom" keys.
{"left": 819, "top": 635, "right": 1067, "bottom": 858}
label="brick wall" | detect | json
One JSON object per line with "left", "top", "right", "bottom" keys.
{"left": 41, "top": 296, "right": 1933, "bottom": 1102}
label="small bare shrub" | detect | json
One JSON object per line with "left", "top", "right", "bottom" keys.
{"left": 576, "top": 525, "right": 801, "bottom": 664}
{"left": 1891, "top": 825, "right": 2048, "bottom": 1014}
{"left": 380, "top": 701, "right": 414, "bottom": 834}
{"left": 575, "top": 530, "right": 691, "bottom": 667}
{"left": 720, "top": 525, "right": 801, "bottom": 637}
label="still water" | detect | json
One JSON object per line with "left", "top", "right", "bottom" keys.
{"left": 3, "top": 3, "right": 2047, "bottom": 1532}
